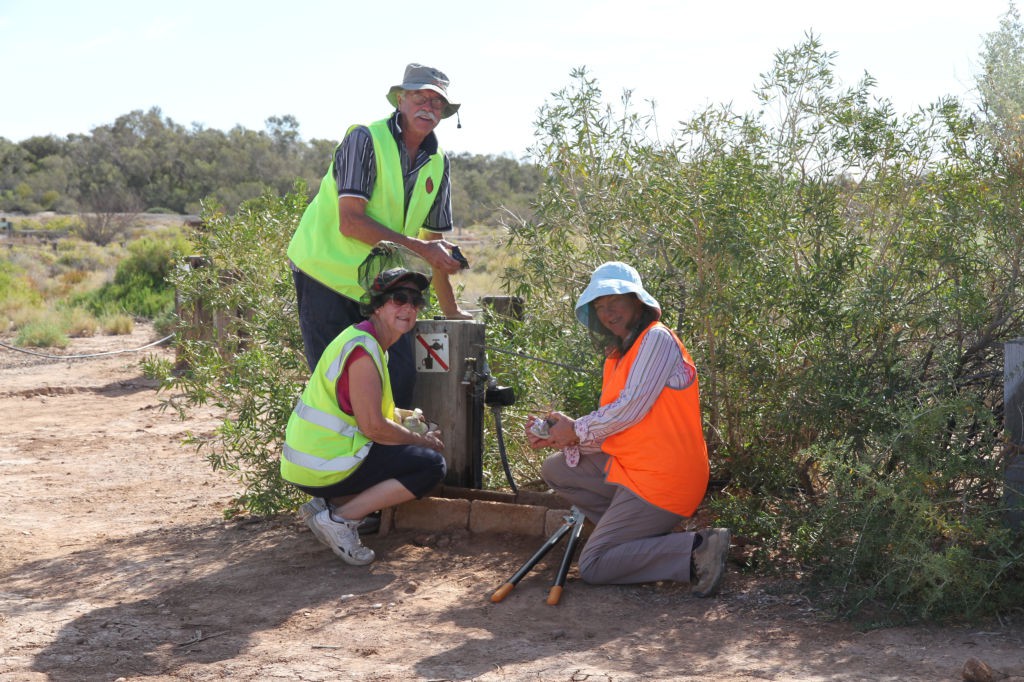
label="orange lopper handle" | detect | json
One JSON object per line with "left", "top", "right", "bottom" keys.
{"left": 490, "top": 582, "right": 515, "bottom": 603}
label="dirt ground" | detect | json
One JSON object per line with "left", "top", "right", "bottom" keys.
{"left": 1, "top": 324, "right": 1022, "bottom": 682}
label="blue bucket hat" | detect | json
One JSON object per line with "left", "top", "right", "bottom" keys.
{"left": 574, "top": 262, "right": 661, "bottom": 333}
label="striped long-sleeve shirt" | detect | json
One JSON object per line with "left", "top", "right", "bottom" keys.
{"left": 566, "top": 325, "right": 696, "bottom": 464}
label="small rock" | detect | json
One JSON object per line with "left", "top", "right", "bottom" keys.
{"left": 412, "top": 534, "right": 434, "bottom": 547}
{"left": 962, "top": 657, "right": 995, "bottom": 682}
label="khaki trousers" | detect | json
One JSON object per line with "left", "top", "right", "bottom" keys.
{"left": 541, "top": 450, "right": 697, "bottom": 585}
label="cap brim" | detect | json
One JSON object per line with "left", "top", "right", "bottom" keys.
{"left": 385, "top": 271, "right": 431, "bottom": 292}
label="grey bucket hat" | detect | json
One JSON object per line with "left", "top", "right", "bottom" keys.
{"left": 574, "top": 262, "right": 661, "bottom": 333}
{"left": 386, "top": 63, "right": 461, "bottom": 119}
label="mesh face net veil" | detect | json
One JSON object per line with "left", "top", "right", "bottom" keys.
{"left": 357, "top": 241, "right": 432, "bottom": 314}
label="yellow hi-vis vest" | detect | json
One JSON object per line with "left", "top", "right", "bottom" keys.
{"left": 280, "top": 326, "right": 396, "bottom": 488}
{"left": 286, "top": 117, "right": 445, "bottom": 301}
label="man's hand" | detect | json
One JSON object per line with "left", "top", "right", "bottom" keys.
{"left": 444, "top": 307, "right": 475, "bottom": 320}
{"left": 337, "top": 198, "right": 463, "bottom": 276}
{"left": 418, "top": 238, "right": 462, "bottom": 275}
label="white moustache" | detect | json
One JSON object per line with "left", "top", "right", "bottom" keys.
{"left": 416, "top": 110, "right": 439, "bottom": 124}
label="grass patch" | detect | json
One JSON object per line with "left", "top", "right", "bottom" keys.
{"left": 101, "top": 313, "right": 134, "bottom": 335}
{"left": 64, "top": 307, "right": 100, "bottom": 337}
{"left": 16, "top": 318, "right": 69, "bottom": 348}
{"left": 2, "top": 218, "right": 187, "bottom": 343}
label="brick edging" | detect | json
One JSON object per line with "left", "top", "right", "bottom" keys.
{"left": 378, "top": 486, "right": 582, "bottom": 538}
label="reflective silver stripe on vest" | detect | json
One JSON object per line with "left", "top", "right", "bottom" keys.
{"left": 281, "top": 441, "right": 372, "bottom": 473}
{"left": 325, "top": 334, "right": 385, "bottom": 381}
{"left": 293, "top": 398, "right": 360, "bottom": 437}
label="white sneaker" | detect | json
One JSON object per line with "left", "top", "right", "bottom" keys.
{"left": 298, "top": 497, "right": 327, "bottom": 523}
{"left": 310, "top": 508, "right": 376, "bottom": 566}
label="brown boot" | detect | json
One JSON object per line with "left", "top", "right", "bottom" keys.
{"left": 691, "top": 528, "right": 730, "bottom": 597}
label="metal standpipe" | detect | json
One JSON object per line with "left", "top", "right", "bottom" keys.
{"left": 411, "top": 319, "right": 486, "bottom": 488}
{"left": 1003, "top": 339, "right": 1024, "bottom": 530}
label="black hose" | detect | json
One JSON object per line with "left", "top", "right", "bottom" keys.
{"left": 490, "top": 405, "right": 518, "bottom": 493}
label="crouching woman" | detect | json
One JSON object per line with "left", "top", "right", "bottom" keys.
{"left": 280, "top": 268, "right": 446, "bottom": 565}
{"left": 527, "top": 262, "right": 730, "bottom": 596}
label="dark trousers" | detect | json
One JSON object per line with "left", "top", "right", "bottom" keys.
{"left": 294, "top": 442, "right": 446, "bottom": 500}
{"left": 293, "top": 268, "right": 417, "bottom": 408}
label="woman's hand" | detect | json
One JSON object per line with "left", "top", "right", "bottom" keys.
{"left": 421, "top": 429, "right": 444, "bottom": 451}
{"left": 525, "top": 415, "right": 552, "bottom": 449}
{"left": 546, "top": 412, "right": 579, "bottom": 448}
{"left": 526, "top": 412, "right": 578, "bottom": 449}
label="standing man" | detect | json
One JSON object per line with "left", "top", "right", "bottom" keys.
{"left": 288, "top": 63, "right": 473, "bottom": 409}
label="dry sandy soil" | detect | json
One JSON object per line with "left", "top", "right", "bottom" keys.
{"left": 1, "top": 324, "right": 1023, "bottom": 682}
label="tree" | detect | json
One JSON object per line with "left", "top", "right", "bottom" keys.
{"left": 76, "top": 185, "right": 143, "bottom": 245}
{"left": 979, "top": 3, "right": 1024, "bottom": 169}
{"left": 0, "top": 110, "right": 541, "bottom": 220}
{"left": 449, "top": 152, "right": 544, "bottom": 227}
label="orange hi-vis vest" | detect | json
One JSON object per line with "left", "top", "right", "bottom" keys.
{"left": 600, "top": 321, "right": 710, "bottom": 517}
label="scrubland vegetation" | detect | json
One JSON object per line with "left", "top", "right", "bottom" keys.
{"left": 4, "top": 9, "right": 1024, "bottom": 625}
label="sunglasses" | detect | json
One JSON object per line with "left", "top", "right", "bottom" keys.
{"left": 405, "top": 91, "right": 447, "bottom": 111}
{"left": 386, "top": 289, "right": 426, "bottom": 309}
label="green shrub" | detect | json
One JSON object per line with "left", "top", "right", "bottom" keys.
{"left": 0, "top": 260, "right": 40, "bottom": 310}
{"left": 55, "top": 238, "right": 115, "bottom": 271}
{"left": 152, "top": 309, "right": 177, "bottom": 337}
{"left": 141, "top": 352, "right": 174, "bottom": 381}
{"left": 786, "top": 435, "right": 1023, "bottom": 623}
{"left": 164, "top": 188, "right": 309, "bottom": 517}
{"left": 16, "top": 318, "right": 68, "bottom": 348}
{"left": 40, "top": 215, "right": 83, "bottom": 233}
{"left": 74, "top": 228, "right": 190, "bottom": 318}
{"left": 501, "top": 45, "right": 1024, "bottom": 622}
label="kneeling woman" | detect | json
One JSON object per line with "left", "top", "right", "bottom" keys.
{"left": 527, "top": 262, "right": 730, "bottom": 596}
{"left": 281, "top": 268, "right": 446, "bottom": 565}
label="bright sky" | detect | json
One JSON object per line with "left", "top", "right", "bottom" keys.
{"left": 0, "top": 0, "right": 1016, "bottom": 159}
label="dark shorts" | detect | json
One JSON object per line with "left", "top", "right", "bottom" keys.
{"left": 294, "top": 442, "right": 446, "bottom": 500}
{"left": 292, "top": 267, "right": 417, "bottom": 408}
